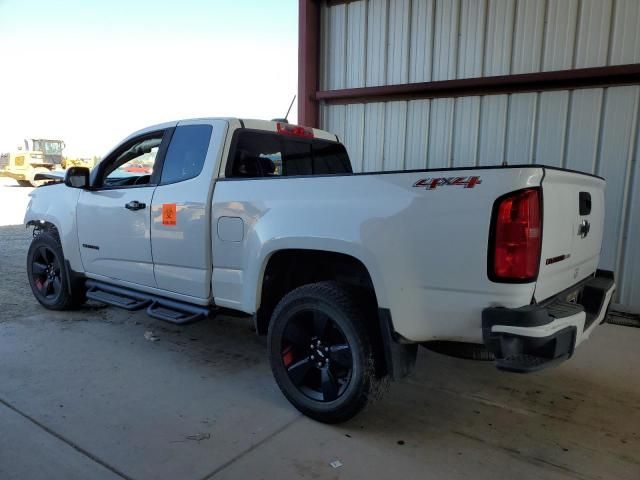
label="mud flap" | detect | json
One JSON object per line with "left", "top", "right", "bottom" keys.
{"left": 378, "top": 309, "right": 418, "bottom": 380}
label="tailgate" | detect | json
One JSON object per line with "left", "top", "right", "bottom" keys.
{"left": 535, "top": 168, "right": 606, "bottom": 301}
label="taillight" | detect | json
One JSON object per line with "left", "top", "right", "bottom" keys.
{"left": 490, "top": 188, "right": 542, "bottom": 282}
{"left": 276, "top": 122, "right": 314, "bottom": 138}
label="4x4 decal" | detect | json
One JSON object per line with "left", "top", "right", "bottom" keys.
{"left": 413, "top": 176, "right": 482, "bottom": 190}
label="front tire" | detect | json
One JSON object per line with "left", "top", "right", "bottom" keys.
{"left": 27, "top": 232, "right": 84, "bottom": 310}
{"left": 268, "top": 282, "right": 376, "bottom": 423}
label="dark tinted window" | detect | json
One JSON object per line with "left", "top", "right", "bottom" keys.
{"left": 282, "top": 141, "right": 312, "bottom": 176}
{"left": 312, "top": 141, "right": 351, "bottom": 174}
{"left": 161, "top": 124, "right": 212, "bottom": 184}
{"left": 229, "top": 131, "right": 351, "bottom": 178}
{"left": 232, "top": 132, "right": 282, "bottom": 177}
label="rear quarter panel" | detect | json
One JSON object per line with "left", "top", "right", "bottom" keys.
{"left": 212, "top": 167, "right": 544, "bottom": 343}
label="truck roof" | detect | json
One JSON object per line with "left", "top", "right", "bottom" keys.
{"left": 239, "top": 119, "right": 338, "bottom": 142}
{"left": 123, "top": 118, "right": 339, "bottom": 146}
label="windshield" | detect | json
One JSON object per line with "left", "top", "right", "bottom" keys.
{"left": 32, "top": 139, "right": 64, "bottom": 155}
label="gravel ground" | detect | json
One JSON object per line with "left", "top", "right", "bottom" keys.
{"left": 0, "top": 179, "right": 54, "bottom": 320}
{"left": 0, "top": 224, "right": 43, "bottom": 320}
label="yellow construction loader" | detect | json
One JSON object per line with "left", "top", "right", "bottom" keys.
{"left": 0, "top": 138, "right": 96, "bottom": 187}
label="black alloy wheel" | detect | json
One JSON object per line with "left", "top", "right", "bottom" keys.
{"left": 27, "top": 231, "right": 84, "bottom": 310}
{"left": 268, "top": 282, "right": 376, "bottom": 423}
{"left": 31, "top": 245, "right": 63, "bottom": 301}
{"left": 281, "top": 309, "right": 353, "bottom": 402}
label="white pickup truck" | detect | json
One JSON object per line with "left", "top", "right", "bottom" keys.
{"left": 25, "top": 118, "right": 615, "bottom": 423}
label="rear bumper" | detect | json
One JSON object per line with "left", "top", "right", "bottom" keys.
{"left": 482, "top": 269, "right": 615, "bottom": 373}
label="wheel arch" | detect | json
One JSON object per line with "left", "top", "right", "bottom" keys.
{"left": 24, "top": 185, "right": 84, "bottom": 272}
{"left": 254, "top": 247, "right": 404, "bottom": 378}
{"left": 255, "top": 248, "right": 381, "bottom": 331}
{"left": 256, "top": 249, "right": 417, "bottom": 380}
{"left": 26, "top": 219, "right": 61, "bottom": 241}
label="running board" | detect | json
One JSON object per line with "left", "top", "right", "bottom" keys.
{"left": 86, "top": 289, "right": 151, "bottom": 311}
{"left": 146, "top": 302, "right": 204, "bottom": 325}
{"left": 85, "top": 280, "right": 210, "bottom": 325}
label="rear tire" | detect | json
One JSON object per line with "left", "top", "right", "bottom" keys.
{"left": 268, "top": 281, "right": 376, "bottom": 423}
{"left": 27, "top": 232, "right": 85, "bottom": 310}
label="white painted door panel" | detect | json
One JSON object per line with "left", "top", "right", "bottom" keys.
{"left": 77, "top": 187, "right": 156, "bottom": 287}
{"left": 150, "top": 181, "right": 210, "bottom": 298}
{"left": 150, "top": 119, "right": 227, "bottom": 299}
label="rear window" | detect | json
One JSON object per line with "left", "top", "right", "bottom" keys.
{"left": 228, "top": 130, "right": 351, "bottom": 178}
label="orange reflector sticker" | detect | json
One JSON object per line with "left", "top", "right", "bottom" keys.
{"left": 162, "top": 203, "right": 176, "bottom": 226}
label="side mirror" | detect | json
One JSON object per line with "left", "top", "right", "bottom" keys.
{"left": 64, "top": 166, "right": 90, "bottom": 188}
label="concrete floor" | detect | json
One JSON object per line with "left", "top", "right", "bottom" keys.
{"left": 1, "top": 180, "right": 639, "bottom": 479}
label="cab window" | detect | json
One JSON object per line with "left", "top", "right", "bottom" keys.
{"left": 101, "top": 133, "right": 164, "bottom": 188}
{"left": 160, "top": 124, "right": 212, "bottom": 184}
{"left": 228, "top": 130, "right": 351, "bottom": 178}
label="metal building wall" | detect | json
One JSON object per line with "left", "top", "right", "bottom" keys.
{"left": 318, "top": 0, "right": 640, "bottom": 311}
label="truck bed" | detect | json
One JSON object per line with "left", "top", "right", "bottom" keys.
{"left": 212, "top": 164, "right": 604, "bottom": 343}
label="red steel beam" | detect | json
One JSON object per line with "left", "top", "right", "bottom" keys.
{"left": 298, "top": 0, "right": 320, "bottom": 127}
{"left": 315, "top": 64, "right": 640, "bottom": 105}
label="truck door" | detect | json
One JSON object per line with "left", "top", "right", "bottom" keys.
{"left": 150, "top": 119, "right": 227, "bottom": 299}
{"left": 76, "top": 129, "right": 171, "bottom": 287}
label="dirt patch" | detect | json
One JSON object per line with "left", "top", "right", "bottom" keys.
{"left": 0, "top": 225, "right": 44, "bottom": 321}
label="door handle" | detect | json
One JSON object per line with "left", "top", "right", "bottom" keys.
{"left": 125, "top": 200, "right": 146, "bottom": 211}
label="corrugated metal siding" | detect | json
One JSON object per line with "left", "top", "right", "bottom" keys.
{"left": 405, "top": 99, "right": 430, "bottom": 169}
{"left": 511, "top": 0, "right": 546, "bottom": 74}
{"left": 457, "top": 1, "right": 485, "bottom": 79}
{"left": 477, "top": 94, "right": 508, "bottom": 166}
{"left": 534, "top": 91, "right": 570, "bottom": 167}
{"left": 345, "top": 1, "right": 367, "bottom": 88}
{"left": 452, "top": 97, "right": 480, "bottom": 167}
{"left": 542, "top": 0, "right": 579, "bottom": 71}
{"left": 318, "top": 0, "right": 640, "bottom": 311}
{"left": 408, "top": 0, "right": 435, "bottom": 82}
{"left": 484, "top": 0, "right": 516, "bottom": 76}
{"left": 387, "top": 0, "right": 411, "bottom": 84}
{"left": 610, "top": 0, "right": 640, "bottom": 65}
{"left": 364, "top": 0, "right": 387, "bottom": 86}
{"left": 575, "top": 0, "right": 614, "bottom": 68}
{"left": 319, "top": 0, "right": 639, "bottom": 89}
{"left": 432, "top": 0, "right": 459, "bottom": 81}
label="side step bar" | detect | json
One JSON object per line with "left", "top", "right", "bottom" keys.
{"left": 86, "top": 288, "right": 151, "bottom": 311}
{"left": 86, "top": 280, "right": 210, "bottom": 325}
